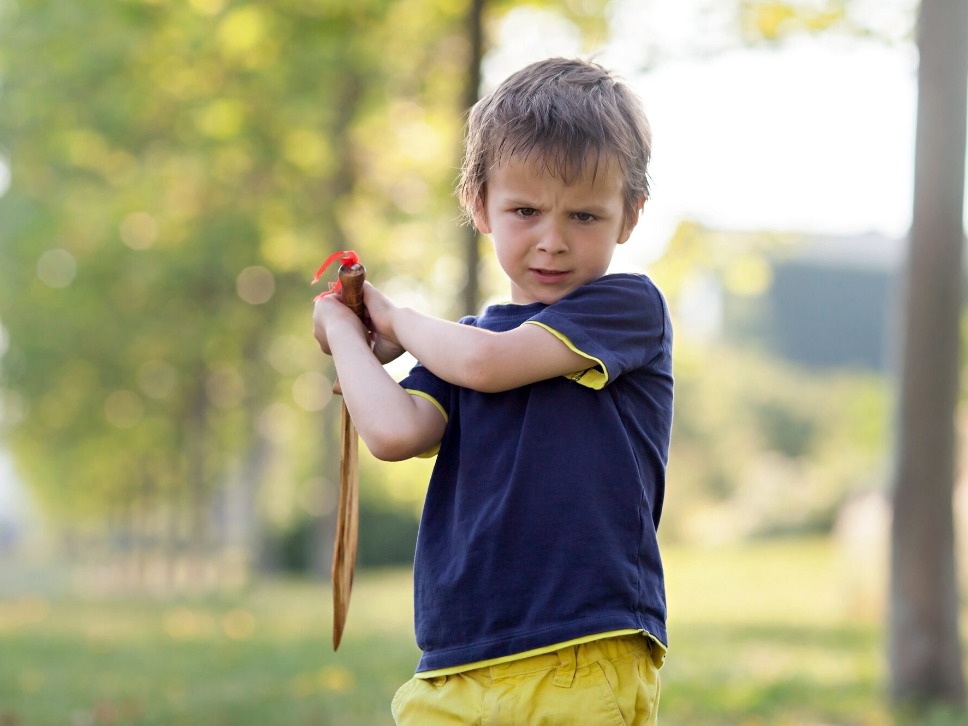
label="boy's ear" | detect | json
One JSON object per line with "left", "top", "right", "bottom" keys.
{"left": 618, "top": 195, "right": 646, "bottom": 245}
{"left": 471, "top": 202, "right": 491, "bottom": 235}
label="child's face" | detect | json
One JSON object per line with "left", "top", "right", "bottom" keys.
{"left": 474, "top": 155, "right": 638, "bottom": 306}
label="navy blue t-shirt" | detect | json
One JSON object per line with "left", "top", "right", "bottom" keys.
{"left": 399, "top": 273, "right": 674, "bottom": 673}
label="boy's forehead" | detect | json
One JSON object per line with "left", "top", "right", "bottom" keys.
{"left": 489, "top": 152, "right": 624, "bottom": 197}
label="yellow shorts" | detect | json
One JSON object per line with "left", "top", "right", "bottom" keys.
{"left": 391, "top": 633, "right": 660, "bottom": 726}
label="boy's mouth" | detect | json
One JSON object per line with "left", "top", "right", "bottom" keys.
{"left": 530, "top": 268, "right": 569, "bottom": 282}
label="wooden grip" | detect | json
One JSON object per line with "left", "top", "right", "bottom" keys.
{"left": 332, "top": 264, "right": 366, "bottom": 397}
{"left": 338, "top": 263, "right": 366, "bottom": 322}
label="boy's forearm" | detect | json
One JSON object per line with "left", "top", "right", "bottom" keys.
{"left": 391, "top": 308, "right": 503, "bottom": 390}
{"left": 389, "top": 306, "right": 594, "bottom": 393}
{"left": 327, "top": 320, "right": 436, "bottom": 460}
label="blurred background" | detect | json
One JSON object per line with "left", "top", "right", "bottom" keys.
{"left": 0, "top": 0, "right": 963, "bottom": 723}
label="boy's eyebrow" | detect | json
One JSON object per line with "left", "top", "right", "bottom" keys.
{"left": 501, "top": 197, "right": 613, "bottom": 215}
{"left": 504, "top": 197, "right": 539, "bottom": 207}
{"left": 571, "top": 203, "right": 611, "bottom": 214}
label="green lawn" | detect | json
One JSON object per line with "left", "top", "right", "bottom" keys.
{"left": 0, "top": 539, "right": 963, "bottom": 725}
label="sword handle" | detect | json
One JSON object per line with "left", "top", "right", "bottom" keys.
{"left": 332, "top": 263, "right": 366, "bottom": 396}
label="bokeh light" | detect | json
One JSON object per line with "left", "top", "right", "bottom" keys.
{"left": 266, "top": 334, "right": 314, "bottom": 376}
{"left": 236, "top": 266, "right": 275, "bottom": 305}
{"left": 222, "top": 608, "right": 256, "bottom": 640}
{"left": 258, "top": 402, "right": 297, "bottom": 443}
{"left": 104, "top": 390, "right": 144, "bottom": 429}
{"left": 119, "top": 212, "right": 159, "bottom": 250}
{"left": 292, "top": 371, "right": 332, "bottom": 412}
{"left": 137, "top": 359, "right": 178, "bottom": 399}
{"left": 206, "top": 368, "right": 245, "bottom": 409}
{"left": 36, "top": 249, "right": 76, "bottom": 288}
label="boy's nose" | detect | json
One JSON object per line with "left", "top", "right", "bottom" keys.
{"left": 536, "top": 224, "right": 568, "bottom": 254}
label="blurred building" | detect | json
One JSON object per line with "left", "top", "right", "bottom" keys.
{"left": 724, "top": 231, "right": 904, "bottom": 373}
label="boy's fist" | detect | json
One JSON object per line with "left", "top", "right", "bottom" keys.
{"left": 363, "top": 282, "right": 406, "bottom": 365}
{"left": 313, "top": 293, "right": 366, "bottom": 355}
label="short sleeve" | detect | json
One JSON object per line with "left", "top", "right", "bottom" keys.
{"left": 524, "top": 274, "right": 669, "bottom": 389}
{"left": 399, "top": 361, "right": 453, "bottom": 457}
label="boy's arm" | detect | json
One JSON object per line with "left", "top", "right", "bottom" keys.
{"left": 364, "top": 284, "right": 594, "bottom": 393}
{"left": 313, "top": 296, "right": 447, "bottom": 461}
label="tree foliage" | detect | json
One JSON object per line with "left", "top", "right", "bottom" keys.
{"left": 0, "top": 0, "right": 478, "bottom": 541}
{"left": 0, "top": 0, "right": 917, "bottom": 577}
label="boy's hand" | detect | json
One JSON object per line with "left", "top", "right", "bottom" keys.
{"left": 362, "top": 282, "right": 406, "bottom": 365}
{"left": 313, "top": 293, "right": 368, "bottom": 355}
{"left": 312, "top": 284, "right": 446, "bottom": 462}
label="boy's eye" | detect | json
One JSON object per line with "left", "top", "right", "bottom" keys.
{"left": 574, "top": 212, "right": 596, "bottom": 222}
{"left": 515, "top": 208, "right": 537, "bottom": 217}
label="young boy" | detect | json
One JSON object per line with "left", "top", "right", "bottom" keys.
{"left": 313, "top": 57, "right": 673, "bottom": 725}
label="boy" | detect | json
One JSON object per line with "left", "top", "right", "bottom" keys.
{"left": 313, "top": 57, "right": 673, "bottom": 725}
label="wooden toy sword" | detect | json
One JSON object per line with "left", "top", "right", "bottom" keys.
{"left": 312, "top": 250, "right": 366, "bottom": 650}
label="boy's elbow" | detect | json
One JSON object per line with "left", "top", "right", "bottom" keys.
{"left": 461, "top": 366, "right": 498, "bottom": 393}
{"left": 357, "top": 395, "right": 446, "bottom": 460}
{"left": 362, "top": 434, "right": 406, "bottom": 462}
{"left": 467, "top": 375, "right": 509, "bottom": 394}
{"left": 361, "top": 428, "right": 421, "bottom": 462}
{"left": 464, "top": 366, "right": 518, "bottom": 394}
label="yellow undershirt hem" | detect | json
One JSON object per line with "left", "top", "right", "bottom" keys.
{"left": 415, "top": 629, "right": 666, "bottom": 679}
{"left": 405, "top": 389, "right": 448, "bottom": 422}
{"left": 404, "top": 389, "right": 446, "bottom": 458}
{"left": 523, "top": 321, "right": 608, "bottom": 390}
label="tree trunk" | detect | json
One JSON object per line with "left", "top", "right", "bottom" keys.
{"left": 186, "top": 378, "right": 210, "bottom": 589}
{"left": 461, "top": 0, "right": 486, "bottom": 317}
{"left": 890, "top": 0, "right": 968, "bottom": 707}
{"left": 164, "top": 488, "right": 179, "bottom": 592}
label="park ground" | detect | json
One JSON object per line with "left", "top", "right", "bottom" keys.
{"left": 1, "top": 538, "right": 965, "bottom": 725}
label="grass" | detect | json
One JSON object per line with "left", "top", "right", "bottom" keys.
{"left": 0, "top": 570, "right": 421, "bottom": 726}
{"left": 0, "top": 539, "right": 964, "bottom": 725}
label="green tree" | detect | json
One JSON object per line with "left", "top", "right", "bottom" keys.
{"left": 0, "top": 0, "right": 486, "bottom": 576}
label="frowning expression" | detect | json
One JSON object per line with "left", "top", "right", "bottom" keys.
{"left": 474, "top": 155, "right": 640, "bottom": 305}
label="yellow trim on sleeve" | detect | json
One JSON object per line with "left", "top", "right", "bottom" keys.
{"left": 405, "top": 389, "right": 446, "bottom": 458}
{"left": 415, "top": 629, "right": 666, "bottom": 679}
{"left": 523, "top": 320, "right": 608, "bottom": 390}
{"left": 406, "top": 389, "right": 448, "bottom": 423}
